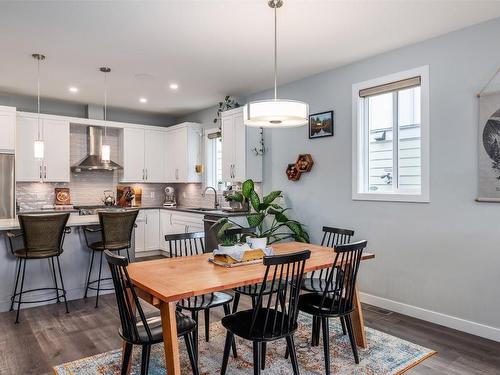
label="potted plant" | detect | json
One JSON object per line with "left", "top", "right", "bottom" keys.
{"left": 213, "top": 179, "right": 310, "bottom": 248}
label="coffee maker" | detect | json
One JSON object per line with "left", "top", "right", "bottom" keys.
{"left": 163, "top": 186, "right": 176, "bottom": 207}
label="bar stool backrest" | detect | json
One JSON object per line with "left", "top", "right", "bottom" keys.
{"left": 18, "top": 213, "right": 70, "bottom": 256}
{"left": 98, "top": 210, "right": 139, "bottom": 248}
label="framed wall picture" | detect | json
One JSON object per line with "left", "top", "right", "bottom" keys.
{"left": 309, "top": 110, "right": 334, "bottom": 139}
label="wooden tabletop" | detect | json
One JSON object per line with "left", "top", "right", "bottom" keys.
{"left": 127, "top": 241, "right": 375, "bottom": 303}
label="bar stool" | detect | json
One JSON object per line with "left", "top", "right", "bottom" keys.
{"left": 7, "top": 213, "right": 71, "bottom": 324}
{"left": 83, "top": 209, "right": 139, "bottom": 308}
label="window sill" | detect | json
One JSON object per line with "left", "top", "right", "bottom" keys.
{"left": 352, "top": 192, "right": 429, "bottom": 203}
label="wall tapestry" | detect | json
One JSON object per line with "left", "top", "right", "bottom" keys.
{"left": 478, "top": 91, "right": 500, "bottom": 201}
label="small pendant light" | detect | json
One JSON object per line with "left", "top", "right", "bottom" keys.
{"left": 32, "top": 53, "right": 45, "bottom": 159}
{"left": 100, "top": 67, "right": 111, "bottom": 163}
{"left": 244, "top": 0, "right": 309, "bottom": 128}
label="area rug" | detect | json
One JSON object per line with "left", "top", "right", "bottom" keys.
{"left": 53, "top": 313, "right": 435, "bottom": 374}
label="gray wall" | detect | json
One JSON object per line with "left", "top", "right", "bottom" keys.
{"left": 0, "top": 93, "right": 176, "bottom": 126}
{"left": 184, "top": 17, "right": 500, "bottom": 335}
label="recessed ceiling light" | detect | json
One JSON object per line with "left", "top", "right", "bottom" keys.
{"left": 69, "top": 87, "right": 78, "bottom": 93}
{"left": 169, "top": 83, "right": 179, "bottom": 90}
{"left": 139, "top": 97, "right": 148, "bottom": 103}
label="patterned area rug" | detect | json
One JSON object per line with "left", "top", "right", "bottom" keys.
{"left": 53, "top": 313, "right": 435, "bottom": 374}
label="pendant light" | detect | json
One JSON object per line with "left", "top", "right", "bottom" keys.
{"left": 100, "top": 67, "right": 111, "bottom": 163}
{"left": 32, "top": 53, "right": 45, "bottom": 159}
{"left": 244, "top": 0, "right": 308, "bottom": 128}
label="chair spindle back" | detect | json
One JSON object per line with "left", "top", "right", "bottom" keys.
{"left": 165, "top": 231, "right": 205, "bottom": 257}
{"left": 318, "top": 240, "right": 367, "bottom": 315}
{"left": 105, "top": 250, "right": 153, "bottom": 343}
{"left": 250, "top": 250, "right": 311, "bottom": 339}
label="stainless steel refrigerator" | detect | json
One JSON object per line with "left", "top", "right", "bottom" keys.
{"left": 0, "top": 153, "right": 15, "bottom": 219}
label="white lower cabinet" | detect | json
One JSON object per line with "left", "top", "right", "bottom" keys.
{"left": 135, "top": 209, "right": 160, "bottom": 254}
{"left": 160, "top": 210, "right": 204, "bottom": 253}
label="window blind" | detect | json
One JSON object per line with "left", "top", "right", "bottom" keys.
{"left": 359, "top": 76, "right": 421, "bottom": 98}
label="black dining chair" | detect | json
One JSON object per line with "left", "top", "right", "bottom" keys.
{"left": 7, "top": 213, "right": 71, "bottom": 324}
{"left": 297, "top": 240, "right": 367, "bottom": 374}
{"left": 105, "top": 250, "right": 199, "bottom": 375}
{"left": 165, "top": 231, "right": 237, "bottom": 361}
{"left": 304, "top": 226, "right": 354, "bottom": 345}
{"left": 83, "top": 209, "right": 139, "bottom": 308}
{"left": 220, "top": 249, "right": 311, "bottom": 375}
{"left": 224, "top": 227, "right": 284, "bottom": 313}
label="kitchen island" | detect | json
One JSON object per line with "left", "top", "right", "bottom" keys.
{"left": 0, "top": 214, "right": 123, "bottom": 313}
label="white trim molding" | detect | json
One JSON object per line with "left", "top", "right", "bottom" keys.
{"left": 352, "top": 65, "right": 430, "bottom": 203}
{"left": 360, "top": 292, "right": 500, "bottom": 342}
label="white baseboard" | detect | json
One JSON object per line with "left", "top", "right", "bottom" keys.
{"left": 360, "top": 292, "right": 500, "bottom": 342}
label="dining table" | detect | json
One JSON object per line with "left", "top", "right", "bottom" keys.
{"left": 126, "top": 241, "right": 375, "bottom": 375}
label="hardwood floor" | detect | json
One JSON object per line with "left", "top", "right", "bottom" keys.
{"left": 1, "top": 268, "right": 499, "bottom": 374}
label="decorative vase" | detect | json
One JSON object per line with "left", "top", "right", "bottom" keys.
{"left": 246, "top": 236, "right": 268, "bottom": 250}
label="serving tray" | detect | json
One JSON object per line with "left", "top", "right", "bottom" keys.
{"left": 208, "top": 258, "right": 263, "bottom": 268}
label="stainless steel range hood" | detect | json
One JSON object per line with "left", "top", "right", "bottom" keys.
{"left": 71, "top": 126, "right": 122, "bottom": 172}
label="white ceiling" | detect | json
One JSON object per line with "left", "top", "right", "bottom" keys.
{"left": 1, "top": 1, "right": 500, "bottom": 116}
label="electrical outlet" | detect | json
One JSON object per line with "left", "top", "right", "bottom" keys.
{"left": 150, "top": 191, "right": 155, "bottom": 199}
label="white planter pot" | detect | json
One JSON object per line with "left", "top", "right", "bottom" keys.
{"left": 246, "top": 237, "right": 268, "bottom": 250}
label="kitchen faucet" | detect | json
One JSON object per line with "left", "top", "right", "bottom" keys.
{"left": 202, "top": 186, "right": 220, "bottom": 209}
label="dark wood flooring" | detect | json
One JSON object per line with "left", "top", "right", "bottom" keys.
{"left": 1, "top": 260, "right": 499, "bottom": 374}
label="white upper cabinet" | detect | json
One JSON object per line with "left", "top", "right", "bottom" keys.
{"left": 0, "top": 106, "right": 16, "bottom": 152}
{"left": 121, "top": 128, "right": 164, "bottom": 183}
{"left": 144, "top": 130, "right": 165, "bottom": 182}
{"left": 221, "top": 107, "right": 262, "bottom": 182}
{"left": 16, "top": 113, "right": 70, "bottom": 182}
{"left": 164, "top": 122, "right": 202, "bottom": 183}
{"left": 43, "top": 119, "right": 70, "bottom": 181}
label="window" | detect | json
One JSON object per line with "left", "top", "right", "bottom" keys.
{"left": 205, "top": 128, "right": 227, "bottom": 190}
{"left": 352, "top": 66, "right": 429, "bottom": 202}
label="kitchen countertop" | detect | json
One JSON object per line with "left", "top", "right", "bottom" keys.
{"left": 4, "top": 206, "right": 248, "bottom": 231}
{"left": 0, "top": 215, "right": 100, "bottom": 231}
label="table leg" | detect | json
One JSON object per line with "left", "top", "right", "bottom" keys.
{"left": 351, "top": 286, "right": 367, "bottom": 348}
{"left": 160, "top": 301, "right": 181, "bottom": 375}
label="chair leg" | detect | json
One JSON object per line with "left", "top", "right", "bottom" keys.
{"left": 322, "top": 317, "right": 331, "bottom": 375}
{"left": 121, "top": 342, "right": 133, "bottom": 375}
{"left": 204, "top": 308, "right": 210, "bottom": 342}
{"left": 261, "top": 342, "right": 266, "bottom": 370}
{"left": 140, "top": 344, "right": 151, "bottom": 375}
{"left": 10, "top": 258, "right": 22, "bottom": 311}
{"left": 252, "top": 341, "right": 262, "bottom": 375}
{"left": 286, "top": 335, "right": 300, "bottom": 375}
{"left": 251, "top": 296, "right": 256, "bottom": 309}
{"left": 95, "top": 251, "right": 103, "bottom": 308}
{"left": 15, "top": 258, "right": 27, "bottom": 324}
{"left": 220, "top": 331, "right": 233, "bottom": 375}
{"left": 340, "top": 316, "right": 347, "bottom": 335}
{"left": 50, "top": 258, "right": 60, "bottom": 303}
{"left": 344, "top": 314, "right": 360, "bottom": 364}
{"left": 222, "top": 303, "right": 237, "bottom": 358}
{"left": 232, "top": 291, "right": 240, "bottom": 313}
{"left": 184, "top": 333, "right": 199, "bottom": 375}
{"left": 126, "top": 247, "right": 131, "bottom": 262}
{"left": 315, "top": 316, "right": 322, "bottom": 346}
{"left": 56, "top": 256, "right": 69, "bottom": 313}
{"left": 192, "top": 310, "right": 199, "bottom": 364}
{"left": 84, "top": 250, "right": 95, "bottom": 299}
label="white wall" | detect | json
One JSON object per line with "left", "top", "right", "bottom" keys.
{"left": 241, "top": 18, "right": 500, "bottom": 339}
